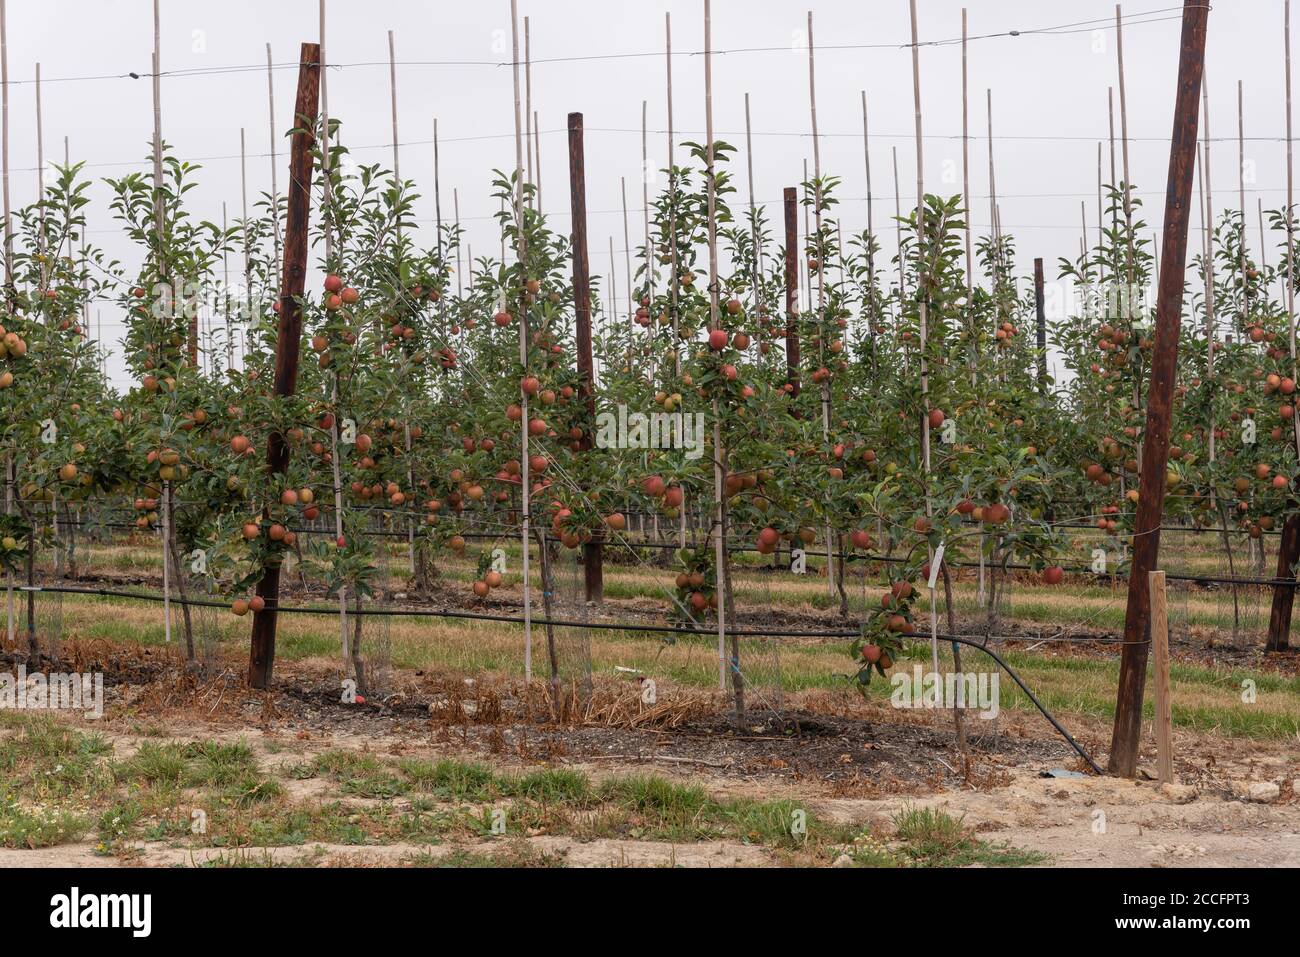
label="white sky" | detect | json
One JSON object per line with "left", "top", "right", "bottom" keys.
{"left": 3, "top": 0, "right": 1281, "bottom": 389}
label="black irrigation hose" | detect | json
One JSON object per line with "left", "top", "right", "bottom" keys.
{"left": 905, "top": 631, "right": 1105, "bottom": 775}
{"left": 25, "top": 581, "right": 1104, "bottom": 772}
{"left": 29, "top": 517, "right": 1300, "bottom": 588}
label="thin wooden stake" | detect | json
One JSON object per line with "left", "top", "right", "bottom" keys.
{"left": 1149, "top": 570, "right": 1175, "bottom": 784}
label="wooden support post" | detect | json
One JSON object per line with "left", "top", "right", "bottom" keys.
{"left": 1269, "top": 0, "right": 1300, "bottom": 652}
{"left": 783, "top": 187, "right": 799, "bottom": 400}
{"left": 1149, "top": 570, "right": 1175, "bottom": 784}
{"left": 568, "top": 112, "right": 603, "bottom": 604}
{"left": 1034, "top": 257, "right": 1047, "bottom": 390}
{"left": 1109, "top": 0, "right": 1208, "bottom": 777}
{"left": 248, "top": 42, "right": 320, "bottom": 689}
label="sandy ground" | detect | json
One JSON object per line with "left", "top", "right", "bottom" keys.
{"left": 3, "top": 712, "right": 1296, "bottom": 868}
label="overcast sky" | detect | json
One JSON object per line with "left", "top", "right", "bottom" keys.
{"left": 4, "top": 0, "right": 1283, "bottom": 388}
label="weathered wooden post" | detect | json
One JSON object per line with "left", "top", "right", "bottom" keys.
{"left": 568, "top": 111, "right": 603, "bottom": 603}
{"left": 1109, "top": 0, "right": 1208, "bottom": 776}
{"left": 248, "top": 42, "right": 320, "bottom": 689}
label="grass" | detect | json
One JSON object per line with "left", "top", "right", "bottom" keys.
{"left": 842, "top": 806, "right": 1047, "bottom": 868}
{"left": 405, "top": 842, "right": 568, "bottom": 868}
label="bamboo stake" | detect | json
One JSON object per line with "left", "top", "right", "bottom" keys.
{"left": 909, "top": 0, "right": 939, "bottom": 682}
{"left": 321, "top": 0, "right": 350, "bottom": 670}
{"left": 807, "top": 11, "right": 834, "bottom": 600}
{"left": 222, "top": 202, "right": 231, "bottom": 373}
{"left": 534, "top": 110, "right": 542, "bottom": 215}
{"left": 892, "top": 146, "right": 904, "bottom": 319}
{"left": 622, "top": 176, "right": 633, "bottom": 334}
{"left": 1097, "top": 141, "right": 1104, "bottom": 254}
{"left": 434, "top": 118, "right": 443, "bottom": 257}
{"left": 666, "top": 12, "right": 686, "bottom": 552}
{"left": 267, "top": 43, "right": 282, "bottom": 265}
{"left": 986, "top": 89, "right": 999, "bottom": 294}
{"left": 861, "top": 91, "right": 878, "bottom": 368}
{"left": 239, "top": 128, "right": 250, "bottom": 364}
{"left": 666, "top": 11, "right": 680, "bottom": 381}
{"left": 149, "top": 0, "right": 172, "bottom": 646}
{"left": 803, "top": 158, "right": 812, "bottom": 315}
{"left": 1116, "top": 5, "right": 1136, "bottom": 291}
{"left": 525, "top": 17, "right": 533, "bottom": 198}
{"left": 745, "top": 92, "right": 760, "bottom": 314}
{"left": 1259, "top": 197, "right": 1268, "bottom": 273}
{"left": 454, "top": 188, "right": 463, "bottom": 297}
{"left": 961, "top": 9, "right": 974, "bottom": 386}
{"left": 1238, "top": 80, "right": 1248, "bottom": 307}
{"left": 35, "top": 63, "right": 42, "bottom": 239}
{"left": 509, "top": 0, "right": 534, "bottom": 680}
{"left": 320, "top": 0, "right": 331, "bottom": 265}
{"left": 1203, "top": 73, "right": 1216, "bottom": 467}
{"left": 386, "top": 29, "right": 414, "bottom": 576}
{"left": 388, "top": 31, "right": 400, "bottom": 185}
{"left": 642, "top": 99, "right": 652, "bottom": 313}
{"left": 0, "top": 0, "right": 9, "bottom": 284}
{"left": 703, "top": 0, "right": 730, "bottom": 699}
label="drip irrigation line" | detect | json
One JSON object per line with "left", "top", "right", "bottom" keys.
{"left": 904, "top": 631, "right": 1106, "bottom": 774}
{"left": 18, "top": 580, "right": 1104, "bottom": 772}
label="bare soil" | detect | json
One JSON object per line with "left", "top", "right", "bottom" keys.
{"left": 2, "top": 640, "right": 1297, "bottom": 868}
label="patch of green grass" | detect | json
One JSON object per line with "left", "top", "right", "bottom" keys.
{"left": 96, "top": 799, "right": 145, "bottom": 844}
{"left": 597, "top": 775, "right": 829, "bottom": 847}
{"left": 501, "top": 768, "right": 591, "bottom": 804}
{"left": 183, "top": 741, "right": 259, "bottom": 787}
{"left": 113, "top": 742, "right": 189, "bottom": 787}
{"left": 0, "top": 715, "right": 113, "bottom": 800}
{"left": 887, "top": 805, "right": 1046, "bottom": 867}
{"left": 398, "top": 758, "right": 499, "bottom": 801}
{"left": 0, "top": 793, "right": 88, "bottom": 848}
{"left": 405, "top": 842, "right": 567, "bottom": 868}
{"left": 298, "top": 750, "right": 409, "bottom": 799}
